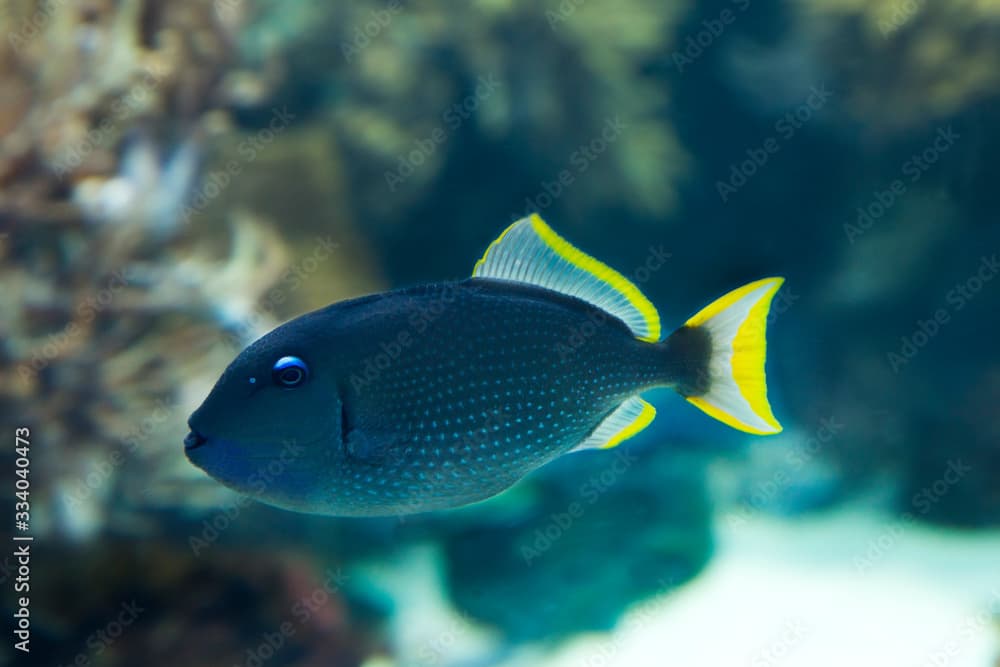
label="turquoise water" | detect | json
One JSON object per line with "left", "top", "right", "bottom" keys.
{"left": 2, "top": 1, "right": 999, "bottom": 665}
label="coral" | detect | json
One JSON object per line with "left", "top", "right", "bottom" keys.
{"left": 0, "top": 0, "right": 381, "bottom": 538}
{"left": 183, "top": 119, "right": 386, "bottom": 315}
{"left": 787, "top": 0, "right": 1000, "bottom": 134}
{"left": 1, "top": 541, "right": 374, "bottom": 667}
{"left": 0, "top": 0, "right": 242, "bottom": 218}
{"left": 0, "top": 209, "right": 292, "bottom": 537}
{"left": 442, "top": 445, "right": 712, "bottom": 640}
{"left": 4, "top": 0, "right": 999, "bottom": 663}
{"left": 237, "top": 0, "right": 691, "bottom": 227}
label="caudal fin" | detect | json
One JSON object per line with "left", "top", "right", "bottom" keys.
{"left": 667, "top": 278, "right": 784, "bottom": 435}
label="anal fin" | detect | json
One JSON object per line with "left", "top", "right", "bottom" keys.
{"left": 572, "top": 397, "right": 656, "bottom": 452}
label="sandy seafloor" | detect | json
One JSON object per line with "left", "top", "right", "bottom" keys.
{"left": 363, "top": 512, "right": 1000, "bottom": 667}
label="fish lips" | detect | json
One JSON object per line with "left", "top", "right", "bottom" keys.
{"left": 183, "top": 427, "right": 247, "bottom": 468}
{"left": 183, "top": 428, "right": 216, "bottom": 470}
{"left": 184, "top": 429, "right": 208, "bottom": 451}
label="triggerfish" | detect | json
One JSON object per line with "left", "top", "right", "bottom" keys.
{"left": 185, "top": 214, "right": 785, "bottom": 516}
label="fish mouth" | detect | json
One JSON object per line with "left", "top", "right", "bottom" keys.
{"left": 184, "top": 430, "right": 208, "bottom": 451}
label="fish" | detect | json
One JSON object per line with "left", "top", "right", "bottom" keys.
{"left": 185, "top": 214, "right": 785, "bottom": 516}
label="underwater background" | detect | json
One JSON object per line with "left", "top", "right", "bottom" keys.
{"left": 1, "top": 0, "right": 999, "bottom": 665}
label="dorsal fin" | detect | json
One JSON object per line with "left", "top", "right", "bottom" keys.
{"left": 571, "top": 397, "right": 656, "bottom": 451}
{"left": 473, "top": 214, "right": 661, "bottom": 342}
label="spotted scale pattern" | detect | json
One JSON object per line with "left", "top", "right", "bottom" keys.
{"left": 301, "top": 278, "right": 668, "bottom": 516}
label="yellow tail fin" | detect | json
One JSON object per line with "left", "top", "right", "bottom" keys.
{"left": 680, "top": 277, "right": 784, "bottom": 435}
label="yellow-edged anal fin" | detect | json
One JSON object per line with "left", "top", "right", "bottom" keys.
{"left": 473, "top": 214, "right": 661, "bottom": 342}
{"left": 571, "top": 397, "right": 656, "bottom": 452}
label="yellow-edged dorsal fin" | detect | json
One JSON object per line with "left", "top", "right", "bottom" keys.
{"left": 473, "top": 214, "right": 661, "bottom": 342}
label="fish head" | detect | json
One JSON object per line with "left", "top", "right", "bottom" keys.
{"left": 184, "top": 323, "right": 344, "bottom": 510}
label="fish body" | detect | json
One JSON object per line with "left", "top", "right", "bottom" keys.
{"left": 186, "top": 215, "right": 785, "bottom": 516}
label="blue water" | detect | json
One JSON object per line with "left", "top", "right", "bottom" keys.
{"left": 2, "top": 0, "right": 999, "bottom": 665}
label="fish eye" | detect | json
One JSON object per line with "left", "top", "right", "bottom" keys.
{"left": 272, "top": 356, "right": 309, "bottom": 388}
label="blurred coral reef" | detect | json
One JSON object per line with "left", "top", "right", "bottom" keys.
{"left": 235, "top": 0, "right": 692, "bottom": 277}
{"left": 0, "top": 0, "right": 384, "bottom": 540}
{"left": 13, "top": 542, "right": 373, "bottom": 667}
{"left": 802, "top": 0, "right": 1000, "bottom": 132}
{"left": 2, "top": 0, "right": 1000, "bottom": 664}
{"left": 1, "top": 0, "right": 276, "bottom": 538}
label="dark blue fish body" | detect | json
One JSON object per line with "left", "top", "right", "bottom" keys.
{"left": 186, "top": 215, "right": 785, "bottom": 516}
{"left": 317, "top": 279, "right": 663, "bottom": 514}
